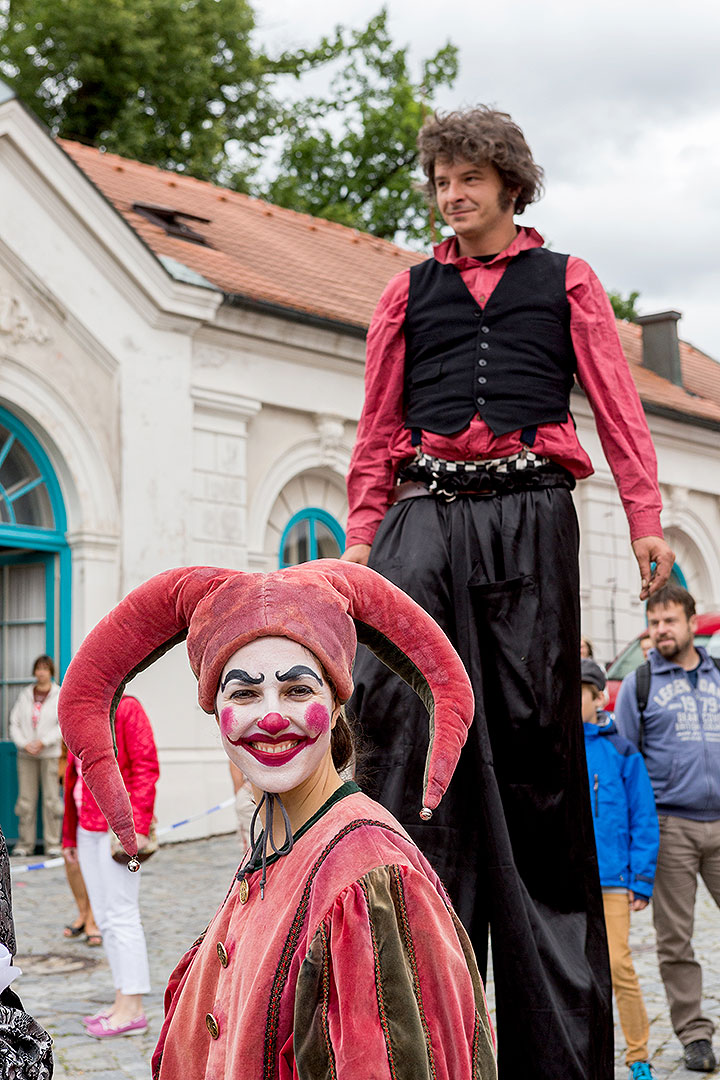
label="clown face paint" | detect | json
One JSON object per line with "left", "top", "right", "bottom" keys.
{"left": 215, "top": 637, "right": 336, "bottom": 794}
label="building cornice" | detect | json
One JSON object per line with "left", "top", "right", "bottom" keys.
{"left": 0, "top": 97, "right": 222, "bottom": 332}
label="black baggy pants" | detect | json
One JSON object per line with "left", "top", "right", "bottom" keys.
{"left": 350, "top": 488, "right": 613, "bottom": 1079}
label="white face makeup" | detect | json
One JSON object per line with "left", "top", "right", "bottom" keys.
{"left": 215, "top": 637, "right": 337, "bottom": 794}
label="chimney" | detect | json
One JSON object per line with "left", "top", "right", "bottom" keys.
{"left": 636, "top": 310, "right": 683, "bottom": 387}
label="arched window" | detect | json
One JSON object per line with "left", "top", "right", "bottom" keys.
{"left": 279, "top": 508, "right": 345, "bottom": 568}
{"left": 0, "top": 421, "right": 57, "bottom": 528}
{"left": 669, "top": 562, "right": 688, "bottom": 589}
{"left": 0, "top": 407, "right": 70, "bottom": 738}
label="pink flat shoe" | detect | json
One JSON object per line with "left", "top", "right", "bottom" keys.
{"left": 86, "top": 1013, "right": 147, "bottom": 1038}
{"left": 82, "top": 1010, "right": 110, "bottom": 1025}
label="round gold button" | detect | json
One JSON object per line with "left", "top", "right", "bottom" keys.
{"left": 205, "top": 1013, "right": 219, "bottom": 1039}
{"left": 239, "top": 879, "right": 249, "bottom": 904}
{"left": 216, "top": 942, "right": 229, "bottom": 968}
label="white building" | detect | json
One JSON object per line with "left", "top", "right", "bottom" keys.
{"left": 1, "top": 84, "right": 718, "bottom": 840}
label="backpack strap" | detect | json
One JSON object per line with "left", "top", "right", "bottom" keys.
{"left": 634, "top": 659, "right": 652, "bottom": 755}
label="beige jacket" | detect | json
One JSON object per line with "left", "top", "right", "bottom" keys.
{"left": 9, "top": 683, "right": 61, "bottom": 759}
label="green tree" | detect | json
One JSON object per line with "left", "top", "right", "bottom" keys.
{"left": 607, "top": 289, "right": 641, "bottom": 322}
{"left": 264, "top": 10, "right": 457, "bottom": 241}
{"left": 0, "top": 0, "right": 344, "bottom": 186}
{"left": 0, "top": 1, "right": 455, "bottom": 240}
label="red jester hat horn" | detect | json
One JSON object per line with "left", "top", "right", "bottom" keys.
{"left": 58, "top": 561, "right": 474, "bottom": 855}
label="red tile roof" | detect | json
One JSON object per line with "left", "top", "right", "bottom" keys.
{"left": 60, "top": 139, "right": 421, "bottom": 330}
{"left": 617, "top": 321, "right": 720, "bottom": 424}
{"left": 60, "top": 140, "right": 720, "bottom": 428}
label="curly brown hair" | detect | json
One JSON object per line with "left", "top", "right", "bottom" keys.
{"left": 417, "top": 107, "right": 544, "bottom": 214}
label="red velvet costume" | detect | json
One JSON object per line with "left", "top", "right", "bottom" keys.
{"left": 153, "top": 785, "right": 494, "bottom": 1079}
{"left": 57, "top": 561, "right": 496, "bottom": 1080}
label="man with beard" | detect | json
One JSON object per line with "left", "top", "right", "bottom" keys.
{"left": 343, "top": 105, "right": 675, "bottom": 1079}
{"left": 616, "top": 584, "right": 720, "bottom": 1073}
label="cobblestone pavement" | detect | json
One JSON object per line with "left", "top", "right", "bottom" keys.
{"left": 9, "top": 833, "right": 720, "bottom": 1078}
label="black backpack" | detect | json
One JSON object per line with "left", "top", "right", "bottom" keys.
{"left": 634, "top": 655, "right": 720, "bottom": 752}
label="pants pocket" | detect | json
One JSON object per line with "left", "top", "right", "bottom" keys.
{"left": 467, "top": 569, "right": 567, "bottom": 791}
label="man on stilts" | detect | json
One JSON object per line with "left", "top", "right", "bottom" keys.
{"left": 343, "top": 106, "right": 674, "bottom": 1079}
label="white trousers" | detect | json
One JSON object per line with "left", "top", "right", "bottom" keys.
{"left": 77, "top": 827, "right": 151, "bottom": 995}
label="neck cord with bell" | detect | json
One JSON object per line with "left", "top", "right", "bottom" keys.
{"left": 236, "top": 791, "right": 294, "bottom": 899}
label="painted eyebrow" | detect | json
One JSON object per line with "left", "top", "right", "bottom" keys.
{"left": 275, "top": 665, "right": 323, "bottom": 685}
{"left": 221, "top": 669, "right": 264, "bottom": 691}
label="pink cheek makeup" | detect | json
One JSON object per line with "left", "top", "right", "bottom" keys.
{"left": 220, "top": 706, "right": 237, "bottom": 741}
{"left": 221, "top": 706, "right": 321, "bottom": 767}
{"left": 305, "top": 703, "right": 330, "bottom": 737}
{"left": 220, "top": 702, "right": 328, "bottom": 767}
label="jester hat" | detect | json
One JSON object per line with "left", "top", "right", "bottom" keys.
{"left": 58, "top": 560, "right": 474, "bottom": 855}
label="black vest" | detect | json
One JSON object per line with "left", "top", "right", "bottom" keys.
{"left": 403, "top": 247, "right": 576, "bottom": 437}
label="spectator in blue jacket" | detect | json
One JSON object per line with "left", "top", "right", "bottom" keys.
{"left": 615, "top": 584, "right": 720, "bottom": 1073}
{"left": 582, "top": 659, "right": 659, "bottom": 1080}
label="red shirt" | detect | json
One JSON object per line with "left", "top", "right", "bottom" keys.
{"left": 346, "top": 227, "right": 663, "bottom": 547}
{"left": 62, "top": 695, "right": 159, "bottom": 844}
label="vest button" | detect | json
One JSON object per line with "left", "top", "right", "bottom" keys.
{"left": 206, "top": 1013, "right": 220, "bottom": 1039}
{"left": 478, "top": 377, "right": 487, "bottom": 385}
{"left": 477, "top": 397, "right": 486, "bottom": 406}
{"left": 473, "top": 311, "right": 481, "bottom": 319}
{"left": 478, "top": 359, "right": 487, "bottom": 366}
{"left": 480, "top": 342, "right": 489, "bottom": 350}
{"left": 217, "top": 942, "right": 229, "bottom": 967}
{"left": 481, "top": 326, "right": 490, "bottom": 334}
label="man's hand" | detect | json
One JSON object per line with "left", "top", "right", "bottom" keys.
{"left": 341, "top": 544, "right": 371, "bottom": 566}
{"left": 629, "top": 893, "right": 649, "bottom": 911}
{"left": 135, "top": 834, "right": 149, "bottom": 851}
{"left": 63, "top": 847, "right": 78, "bottom": 865}
{"left": 632, "top": 536, "right": 675, "bottom": 601}
{"left": 24, "top": 740, "right": 42, "bottom": 756}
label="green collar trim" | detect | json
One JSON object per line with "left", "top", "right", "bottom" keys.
{"left": 243, "top": 780, "right": 361, "bottom": 875}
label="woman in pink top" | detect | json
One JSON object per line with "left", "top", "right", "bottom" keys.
{"left": 57, "top": 562, "right": 496, "bottom": 1079}
{"left": 63, "top": 694, "right": 159, "bottom": 1039}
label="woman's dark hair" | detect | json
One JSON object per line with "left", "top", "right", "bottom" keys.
{"left": 417, "top": 106, "right": 544, "bottom": 214}
{"left": 33, "top": 654, "right": 55, "bottom": 679}
{"left": 331, "top": 708, "right": 355, "bottom": 772}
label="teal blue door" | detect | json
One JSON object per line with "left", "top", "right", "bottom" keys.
{"left": 0, "top": 407, "right": 70, "bottom": 844}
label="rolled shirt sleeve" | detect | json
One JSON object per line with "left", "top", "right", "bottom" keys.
{"left": 567, "top": 257, "right": 663, "bottom": 542}
{"left": 345, "top": 272, "right": 410, "bottom": 548}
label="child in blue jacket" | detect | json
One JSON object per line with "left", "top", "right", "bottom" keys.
{"left": 582, "top": 659, "right": 659, "bottom": 1080}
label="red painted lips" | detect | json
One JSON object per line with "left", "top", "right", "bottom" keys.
{"left": 230, "top": 731, "right": 320, "bottom": 767}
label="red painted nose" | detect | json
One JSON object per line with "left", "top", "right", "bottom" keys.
{"left": 257, "top": 712, "right": 288, "bottom": 735}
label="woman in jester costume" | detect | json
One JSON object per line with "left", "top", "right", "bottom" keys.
{"left": 58, "top": 560, "right": 496, "bottom": 1080}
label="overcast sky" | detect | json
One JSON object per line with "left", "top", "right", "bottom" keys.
{"left": 257, "top": 0, "right": 720, "bottom": 359}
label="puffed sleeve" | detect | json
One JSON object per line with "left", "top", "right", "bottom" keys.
{"left": 292, "top": 863, "right": 496, "bottom": 1080}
